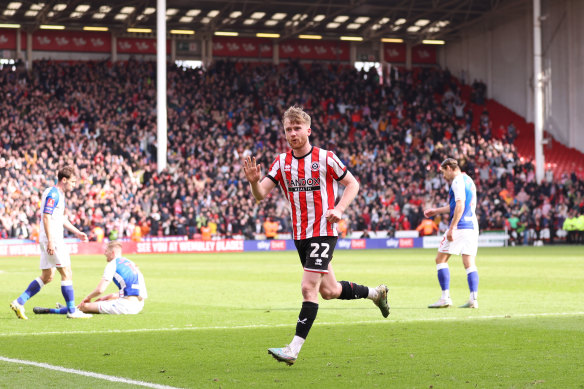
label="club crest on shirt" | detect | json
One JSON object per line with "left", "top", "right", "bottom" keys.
{"left": 311, "top": 162, "right": 319, "bottom": 171}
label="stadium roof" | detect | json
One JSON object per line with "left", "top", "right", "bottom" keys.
{"left": 1, "top": 0, "right": 529, "bottom": 43}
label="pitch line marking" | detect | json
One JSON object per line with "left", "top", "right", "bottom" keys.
{"left": 0, "top": 356, "right": 182, "bottom": 389}
{"left": 1, "top": 311, "right": 583, "bottom": 338}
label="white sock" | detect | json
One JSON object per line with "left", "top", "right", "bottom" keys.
{"left": 289, "top": 336, "right": 305, "bottom": 357}
{"left": 441, "top": 289, "right": 450, "bottom": 300}
{"left": 470, "top": 291, "right": 478, "bottom": 300}
{"left": 35, "top": 277, "right": 45, "bottom": 287}
{"left": 367, "top": 287, "right": 378, "bottom": 300}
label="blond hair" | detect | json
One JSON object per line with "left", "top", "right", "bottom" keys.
{"left": 282, "top": 106, "right": 311, "bottom": 128}
{"left": 106, "top": 241, "right": 123, "bottom": 252}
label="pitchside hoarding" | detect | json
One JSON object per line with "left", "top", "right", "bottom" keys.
{"left": 0, "top": 238, "right": 424, "bottom": 257}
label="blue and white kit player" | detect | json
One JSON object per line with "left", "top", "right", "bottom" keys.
{"left": 77, "top": 241, "right": 147, "bottom": 315}
{"left": 10, "top": 166, "right": 92, "bottom": 319}
{"left": 34, "top": 241, "right": 147, "bottom": 315}
{"left": 423, "top": 158, "right": 480, "bottom": 308}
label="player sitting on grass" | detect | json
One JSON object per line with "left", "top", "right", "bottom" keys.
{"left": 34, "top": 241, "right": 147, "bottom": 315}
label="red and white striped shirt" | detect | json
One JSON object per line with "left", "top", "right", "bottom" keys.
{"left": 266, "top": 146, "right": 347, "bottom": 240}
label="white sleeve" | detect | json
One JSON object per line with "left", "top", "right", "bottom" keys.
{"left": 451, "top": 176, "right": 466, "bottom": 202}
{"left": 327, "top": 151, "right": 347, "bottom": 180}
{"left": 102, "top": 260, "right": 116, "bottom": 281}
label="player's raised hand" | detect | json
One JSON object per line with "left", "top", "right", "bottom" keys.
{"left": 424, "top": 208, "right": 436, "bottom": 218}
{"left": 243, "top": 156, "right": 262, "bottom": 184}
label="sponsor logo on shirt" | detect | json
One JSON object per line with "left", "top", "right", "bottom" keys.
{"left": 287, "top": 177, "right": 321, "bottom": 192}
{"left": 46, "top": 198, "right": 55, "bottom": 208}
{"left": 284, "top": 164, "right": 291, "bottom": 172}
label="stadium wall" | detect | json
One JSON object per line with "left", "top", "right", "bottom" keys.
{"left": 442, "top": 7, "right": 534, "bottom": 124}
{"left": 0, "top": 234, "right": 510, "bottom": 257}
{"left": 542, "top": 0, "right": 584, "bottom": 154}
{"left": 442, "top": 0, "right": 584, "bottom": 153}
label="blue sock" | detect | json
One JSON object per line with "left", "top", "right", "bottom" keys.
{"left": 61, "top": 281, "right": 76, "bottom": 314}
{"left": 49, "top": 307, "right": 68, "bottom": 314}
{"left": 466, "top": 266, "right": 479, "bottom": 300}
{"left": 16, "top": 278, "right": 44, "bottom": 305}
{"left": 437, "top": 263, "right": 450, "bottom": 292}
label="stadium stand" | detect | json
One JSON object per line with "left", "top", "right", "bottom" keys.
{"left": 0, "top": 59, "right": 582, "bottom": 245}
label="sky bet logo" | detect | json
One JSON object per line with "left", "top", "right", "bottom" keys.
{"left": 287, "top": 177, "right": 320, "bottom": 192}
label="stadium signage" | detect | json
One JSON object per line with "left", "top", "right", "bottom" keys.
{"left": 135, "top": 240, "right": 244, "bottom": 253}
{"left": 398, "top": 238, "right": 414, "bottom": 248}
{"left": 256, "top": 241, "right": 271, "bottom": 250}
{"left": 337, "top": 239, "right": 352, "bottom": 249}
{"left": 385, "top": 239, "right": 400, "bottom": 248}
{"left": 351, "top": 239, "right": 366, "bottom": 249}
{"left": 0, "top": 238, "right": 431, "bottom": 257}
{"left": 270, "top": 240, "right": 286, "bottom": 250}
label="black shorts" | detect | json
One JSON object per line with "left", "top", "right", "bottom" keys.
{"left": 294, "top": 236, "right": 338, "bottom": 274}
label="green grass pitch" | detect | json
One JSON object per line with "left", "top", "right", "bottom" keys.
{"left": 1, "top": 246, "right": 583, "bottom": 388}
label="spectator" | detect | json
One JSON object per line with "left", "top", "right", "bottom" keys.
{"left": 0, "top": 60, "right": 582, "bottom": 245}
{"left": 263, "top": 217, "right": 279, "bottom": 240}
{"left": 416, "top": 218, "right": 439, "bottom": 237}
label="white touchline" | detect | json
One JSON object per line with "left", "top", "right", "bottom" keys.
{"left": 0, "top": 356, "right": 182, "bottom": 389}
{"left": 1, "top": 311, "right": 583, "bottom": 338}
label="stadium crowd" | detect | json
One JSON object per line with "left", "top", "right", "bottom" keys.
{"left": 0, "top": 59, "right": 583, "bottom": 245}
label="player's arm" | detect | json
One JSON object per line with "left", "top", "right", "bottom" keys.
{"left": 326, "top": 170, "right": 359, "bottom": 223}
{"left": 424, "top": 205, "right": 450, "bottom": 218}
{"left": 446, "top": 200, "right": 465, "bottom": 241}
{"left": 82, "top": 278, "right": 111, "bottom": 303}
{"left": 64, "top": 218, "right": 88, "bottom": 242}
{"left": 95, "top": 292, "right": 120, "bottom": 302}
{"left": 42, "top": 213, "right": 55, "bottom": 254}
{"left": 243, "top": 156, "right": 276, "bottom": 201}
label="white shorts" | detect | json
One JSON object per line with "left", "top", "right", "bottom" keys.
{"left": 438, "top": 229, "right": 478, "bottom": 256}
{"left": 98, "top": 297, "right": 144, "bottom": 315}
{"left": 39, "top": 241, "right": 71, "bottom": 269}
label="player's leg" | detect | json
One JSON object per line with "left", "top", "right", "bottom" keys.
{"left": 10, "top": 246, "right": 58, "bottom": 319}
{"left": 78, "top": 301, "right": 101, "bottom": 313}
{"left": 10, "top": 268, "right": 54, "bottom": 320}
{"left": 459, "top": 254, "right": 479, "bottom": 308}
{"left": 459, "top": 230, "right": 479, "bottom": 308}
{"left": 320, "top": 264, "right": 389, "bottom": 317}
{"left": 56, "top": 266, "right": 92, "bottom": 318}
{"left": 269, "top": 238, "right": 324, "bottom": 365}
{"left": 269, "top": 270, "right": 322, "bottom": 365}
{"left": 80, "top": 298, "right": 143, "bottom": 315}
{"left": 56, "top": 266, "right": 75, "bottom": 313}
{"left": 292, "top": 271, "right": 322, "bottom": 354}
{"left": 428, "top": 251, "right": 453, "bottom": 308}
{"left": 33, "top": 302, "right": 68, "bottom": 315}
